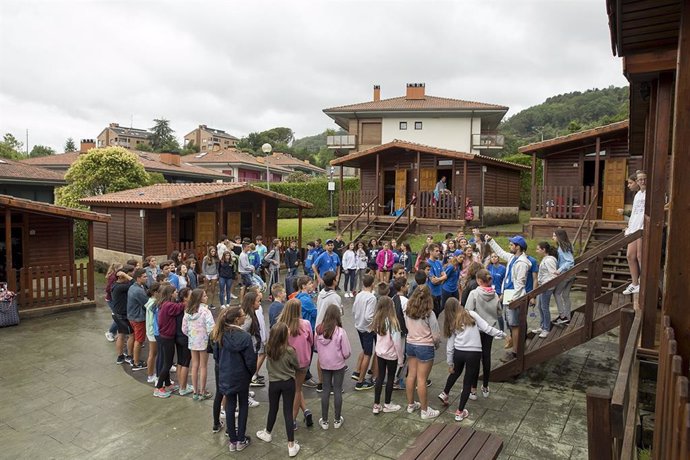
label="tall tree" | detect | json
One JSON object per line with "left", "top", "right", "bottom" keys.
{"left": 0, "top": 133, "right": 22, "bottom": 159}
{"left": 64, "top": 138, "right": 77, "bottom": 152}
{"left": 29, "top": 145, "right": 55, "bottom": 158}
{"left": 237, "top": 127, "right": 295, "bottom": 155}
{"left": 149, "top": 118, "right": 180, "bottom": 152}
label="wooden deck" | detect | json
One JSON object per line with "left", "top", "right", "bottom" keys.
{"left": 400, "top": 424, "right": 503, "bottom": 460}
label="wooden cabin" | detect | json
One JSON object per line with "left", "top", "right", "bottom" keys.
{"left": 519, "top": 120, "right": 642, "bottom": 238}
{"left": 330, "top": 140, "right": 527, "bottom": 242}
{"left": 80, "top": 183, "right": 312, "bottom": 265}
{"left": 0, "top": 195, "right": 110, "bottom": 317}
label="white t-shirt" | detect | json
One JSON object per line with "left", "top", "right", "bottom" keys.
{"left": 626, "top": 190, "right": 646, "bottom": 235}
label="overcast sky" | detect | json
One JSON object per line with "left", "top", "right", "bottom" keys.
{"left": 0, "top": 0, "right": 627, "bottom": 152}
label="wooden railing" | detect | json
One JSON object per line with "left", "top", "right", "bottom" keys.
{"left": 174, "top": 241, "right": 214, "bottom": 262}
{"left": 533, "top": 185, "right": 594, "bottom": 219}
{"left": 506, "top": 229, "right": 641, "bottom": 370}
{"left": 9, "top": 263, "right": 91, "bottom": 311}
{"left": 342, "top": 194, "right": 378, "bottom": 242}
{"left": 376, "top": 197, "right": 416, "bottom": 244}
{"left": 418, "top": 190, "right": 462, "bottom": 220}
{"left": 340, "top": 190, "right": 377, "bottom": 215}
{"left": 573, "top": 192, "right": 598, "bottom": 256}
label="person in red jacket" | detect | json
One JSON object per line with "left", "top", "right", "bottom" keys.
{"left": 154, "top": 284, "right": 187, "bottom": 398}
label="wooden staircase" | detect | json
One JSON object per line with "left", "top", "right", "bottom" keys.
{"left": 574, "top": 224, "right": 631, "bottom": 293}
{"left": 341, "top": 196, "right": 417, "bottom": 244}
{"left": 490, "top": 229, "right": 642, "bottom": 382}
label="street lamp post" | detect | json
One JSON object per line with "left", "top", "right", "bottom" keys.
{"left": 261, "top": 143, "right": 272, "bottom": 190}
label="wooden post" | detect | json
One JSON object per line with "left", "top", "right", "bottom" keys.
{"left": 261, "top": 198, "right": 267, "bottom": 239}
{"left": 4, "top": 208, "right": 12, "bottom": 291}
{"left": 641, "top": 72, "right": 673, "bottom": 349}
{"left": 87, "top": 220, "right": 95, "bottom": 301}
{"left": 297, "top": 207, "right": 303, "bottom": 252}
{"left": 662, "top": 0, "right": 690, "bottom": 372}
{"left": 530, "top": 153, "right": 537, "bottom": 217}
{"left": 586, "top": 387, "right": 614, "bottom": 460}
{"left": 584, "top": 258, "right": 600, "bottom": 340}
{"left": 218, "top": 198, "right": 224, "bottom": 240}
{"left": 462, "top": 160, "right": 468, "bottom": 224}
{"left": 375, "top": 153, "right": 380, "bottom": 214}
{"left": 594, "top": 136, "right": 601, "bottom": 217}
{"left": 338, "top": 166, "right": 344, "bottom": 232}
{"left": 166, "top": 208, "right": 172, "bottom": 256}
{"left": 619, "top": 307, "right": 636, "bottom": 363}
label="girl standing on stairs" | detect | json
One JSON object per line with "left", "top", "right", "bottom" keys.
{"left": 622, "top": 170, "right": 646, "bottom": 296}
{"left": 552, "top": 229, "right": 575, "bottom": 325}
{"left": 531, "top": 242, "right": 559, "bottom": 338}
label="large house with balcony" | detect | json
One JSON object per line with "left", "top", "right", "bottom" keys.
{"left": 97, "top": 123, "right": 152, "bottom": 150}
{"left": 184, "top": 124, "right": 239, "bottom": 152}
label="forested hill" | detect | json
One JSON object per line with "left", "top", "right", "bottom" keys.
{"left": 499, "top": 86, "right": 629, "bottom": 156}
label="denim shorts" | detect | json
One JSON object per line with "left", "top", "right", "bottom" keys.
{"left": 406, "top": 343, "right": 435, "bottom": 362}
{"left": 357, "top": 330, "right": 376, "bottom": 356}
{"left": 505, "top": 306, "right": 520, "bottom": 327}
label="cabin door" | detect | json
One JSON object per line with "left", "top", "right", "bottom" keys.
{"left": 395, "top": 169, "right": 407, "bottom": 210}
{"left": 601, "top": 158, "right": 627, "bottom": 221}
{"left": 195, "top": 211, "right": 217, "bottom": 244}
{"left": 227, "top": 212, "right": 241, "bottom": 239}
{"left": 419, "top": 168, "right": 437, "bottom": 191}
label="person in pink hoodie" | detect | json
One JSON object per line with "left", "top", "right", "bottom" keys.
{"left": 315, "top": 304, "right": 351, "bottom": 430}
{"left": 375, "top": 241, "right": 395, "bottom": 283}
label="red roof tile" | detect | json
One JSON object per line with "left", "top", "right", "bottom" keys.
{"left": 0, "top": 194, "right": 110, "bottom": 222}
{"left": 186, "top": 148, "right": 292, "bottom": 173}
{"left": 518, "top": 120, "right": 629, "bottom": 155}
{"left": 0, "top": 158, "right": 66, "bottom": 184}
{"left": 80, "top": 182, "right": 313, "bottom": 209}
{"left": 324, "top": 95, "right": 508, "bottom": 113}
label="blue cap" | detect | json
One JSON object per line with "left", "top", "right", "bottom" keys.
{"left": 453, "top": 249, "right": 464, "bottom": 257}
{"left": 509, "top": 235, "right": 527, "bottom": 250}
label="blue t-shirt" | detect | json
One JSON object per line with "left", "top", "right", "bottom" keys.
{"left": 249, "top": 251, "right": 261, "bottom": 269}
{"left": 296, "top": 292, "right": 317, "bottom": 331}
{"left": 442, "top": 264, "right": 460, "bottom": 293}
{"left": 487, "top": 263, "right": 506, "bottom": 295}
{"left": 426, "top": 258, "right": 444, "bottom": 297}
{"left": 304, "top": 248, "right": 318, "bottom": 276}
{"left": 167, "top": 272, "right": 180, "bottom": 289}
{"left": 268, "top": 301, "right": 285, "bottom": 328}
{"left": 313, "top": 251, "right": 341, "bottom": 277}
{"left": 525, "top": 255, "right": 539, "bottom": 293}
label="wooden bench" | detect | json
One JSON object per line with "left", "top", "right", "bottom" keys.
{"left": 400, "top": 424, "right": 503, "bottom": 460}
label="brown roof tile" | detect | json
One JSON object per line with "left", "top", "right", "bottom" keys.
{"left": 80, "top": 182, "right": 313, "bottom": 209}
{"left": 323, "top": 95, "right": 508, "bottom": 113}
{"left": 0, "top": 158, "right": 66, "bottom": 184}
{"left": 265, "top": 152, "right": 325, "bottom": 174}
{"left": 0, "top": 194, "right": 110, "bottom": 222}
{"left": 518, "top": 120, "right": 629, "bottom": 155}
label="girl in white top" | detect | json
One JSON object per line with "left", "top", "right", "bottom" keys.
{"left": 341, "top": 242, "right": 358, "bottom": 298}
{"left": 531, "top": 242, "right": 559, "bottom": 338}
{"left": 439, "top": 297, "right": 505, "bottom": 422}
{"left": 355, "top": 241, "right": 369, "bottom": 292}
{"left": 623, "top": 170, "right": 646, "bottom": 295}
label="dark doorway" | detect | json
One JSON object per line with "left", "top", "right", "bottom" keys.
{"left": 0, "top": 226, "right": 23, "bottom": 282}
{"left": 179, "top": 212, "right": 195, "bottom": 243}
{"left": 241, "top": 212, "right": 253, "bottom": 239}
{"left": 436, "top": 169, "right": 453, "bottom": 192}
{"left": 383, "top": 170, "right": 396, "bottom": 215}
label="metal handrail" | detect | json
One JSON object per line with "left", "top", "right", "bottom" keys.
{"left": 341, "top": 194, "right": 378, "bottom": 241}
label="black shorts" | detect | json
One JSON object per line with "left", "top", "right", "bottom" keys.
{"left": 112, "top": 314, "right": 132, "bottom": 334}
{"left": 358, "top": 330, "right": 376, "bottom": 356}
{"left": 175, "top": 336, "right": 192, "bottom": 367}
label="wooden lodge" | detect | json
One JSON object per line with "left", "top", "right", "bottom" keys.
{"left": 0, "top": 194, "right": 110, "bottom": 317}
{"left": 330, "top": 140, "right": 527, "bottom": 243}
{"left": 519, "top": 120, "right": 644, "bottom": 239}
{"left": 80, "top": 183, "right": 312, "bottom": 265}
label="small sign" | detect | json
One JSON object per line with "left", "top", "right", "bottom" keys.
{"left": 328, "top": 181, "right": 336, "bottom": 191}
{"left": 438, "top": 159, "right": 453, "bottom": 166}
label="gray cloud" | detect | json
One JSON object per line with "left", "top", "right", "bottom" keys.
{"left": 0, "top": 0, "right": 627, "bottom": 151}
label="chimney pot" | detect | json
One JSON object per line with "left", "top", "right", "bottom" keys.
{"left": 159, "top": 151, "right": 181, "bottom": 166}
{"left": 79, "top": 139, "right": 96, "bottom": 153}
{"left": 373, "top": 85, "right": 381, "bottom": 102}
{"left": 405, "top": 83, "right": 426, "bottom": 100}
{"left": 109, "top": 122, "right": 119, "bottom": 128}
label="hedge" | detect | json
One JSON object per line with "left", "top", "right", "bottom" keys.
{"left": 502, "top": 153, "right": 542, "bottom": 210}
{"left": 254, "top": 178, "right": 360, "bottom": 218}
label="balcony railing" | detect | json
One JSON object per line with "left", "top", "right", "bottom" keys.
{"left": 472, "top": 134, "right": 504, "bottom": 149}
{"left": 533, "top": 185, "right": 595, "bottom": 219}
{"left": 327, "top": 135, "right": 357, "bottom": 149}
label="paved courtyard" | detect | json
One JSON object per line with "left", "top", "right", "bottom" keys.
{"left": 0, "top": 289, "right": 620, "bottom": 459}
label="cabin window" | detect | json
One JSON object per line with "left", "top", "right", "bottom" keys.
{"left": 399, "top": 122, "right": 407, "bottom": 130}
{"left": 415, "top": 121, "right": 423, "bottom": 130}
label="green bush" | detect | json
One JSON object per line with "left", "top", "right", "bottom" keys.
{"left": 502, "top": 153, "right": 542, "bottom": 210}
{"left": 254, "top": 178, "right": 359, "bottom": 218}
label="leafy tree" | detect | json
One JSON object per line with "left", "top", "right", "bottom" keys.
{"left": 150, "top": 118, "right": 180, "bottom": 152}
{"left": 137, "top": 143, "right": 154, "bottom": 152}
{"left": 181, "top": 140, "right": 199, "bottom": 156}
{"left": 3, "top": 133, "right": 23, "bottom": 153}
{"left": 64, "top": 138, "right": 77, "bottom": 152}
{"left": 29, "top": 145, "right": 55, "bottom": 158}
{"left": 0, "top": 133, "right": 22, "bottom": 159}
{"left": 285, "top": 171, "right": 311, "bottom": 183}
{"left": 56, "top": 147, "right": 166, "bottom": 256}
{"left": 237, "top": 127, "right": 295, "bottom": 155}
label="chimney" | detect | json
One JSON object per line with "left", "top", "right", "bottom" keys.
{"left": 199, "top": 124, "right": 207, "bottom": 130}
{"left": 109, "top": 122, "right": 119, "bottom": 128}
{"left": 159, "top": 151, "right": 181, "bottom": 166}
{"left": 405, "top": 83, "right": 426, "bottom": 100}
{"left": 80, "top": 139, "right": 95, "bottom": 153}
{"left": 373, "top": 85, "right": 381, "bottom": 102}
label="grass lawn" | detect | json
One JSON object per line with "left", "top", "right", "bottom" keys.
{"left": 278, "top": 210, "right": 541, "bottom": 258}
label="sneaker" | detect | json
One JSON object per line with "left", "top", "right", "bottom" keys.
{"left": 539, "top": 330, "right": 549, "bottom": 339}
{"left": 147, "top": 374, "right": 157, "bottom": 384}
{"left": 333, "top": 416, "right": 343, "bottom": 429}
{"left": 116, "top": 354, "right": 125, "bottom": 365}
{"left": 210, "top": 304, "right": 217, "bottom": 310}
{"left": 166, "top": 383, "right": 179, "bottom": 393}
{"left": 193, "top": 394, "right": 199, "bottom": 401}
{"left": 407, "top": 401, "right": 421, "bottom": 413}
{"left": 105, "top": 331, "right": 115, "bottom": 342}
{"left": 199, "top": 391, "right": 213, "bottom": 400}
{"left": 304, "top": 409, "right": 313, "bottom": 427}
{"left": 318, "top": 418, "right": 329, "bottom": 430}
{"left": 212, "top": 421, "right": 224, "bottom": 433}
{"left": 421, "top": 407, "right": 440, "bottom": 420}
{"left": 124, "top": 355, "right": 134, "bottom": 366}
{"left": 303, "top": 378, "right": 318, "bottom": 388}
{"left": 555, "top": 317, "right": 570, "bottom": 325}
{"left": 230, "top": 293, "right": 238, "bottom": 299}
{"left": 481, "top": 386, "right": 490, "bottom": 398}
{"left": 426, "top": 379, "right": 432, "bottom": 387}
{"left": 250, "top": 376, "right": 266, "bottom": 387}
{"left": 220, "top": 409, "right": 226, "bottom": 419}
{"left": 153, "top": 388, "right": 171, "bottom": 398}
{"left": 438, "top": 391, "right": 449, "bottom": 406}
{"left": 316, "top": 383, "right": 323, "bottom": 393}
{"left": 248, "top": 396, "right": 260, "bottom": 408}
{"left": 455, "top": 409, "right": 469, "bottom": 421}
{"left": 179, "top": 384, "right": 194, "bottom": 396}
{"left": 255, "top": 374, "right": 266, "bottom": 381}
{"left": 170, "top": 365, "right": 177, "bottom": 373}
{"left": 622, "top": 284, "right": 639, "bottom": 295}
{"left": 351, "top": 371, "right": 360, "bottom": 381}
{"left": 383, "top": 403, "right": 401, "bottom": 413}
{"left": 344, "top": 292, "right": 350, "bottom": 298}
{"left": 228, "top": 442, "right": 236, "bottom": 452}
{"left": 248, "top": 390, "right": 255, "bottom": 398}
{"left": 256, "top": 429, "right": 272, "bottom": 442}
{"left": 236, "top": 436, "right": 251, "bottom": 452}
{"left": 288, "top": 442, "right": 301, "bottom": 457}
{"left": 372, "top": 404, "right": 382, "bottom": 414}
{"left": 469, "top": 391, "right": 478, "bottom": 401}
{"left": 355, "top": 380, "right": 374, "bottom": 391}
{"left": 531, "top": 328, "right": 543, "bottom": 334}
{"left": 132, "top": 361, "right": 146, "bottom": 371}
